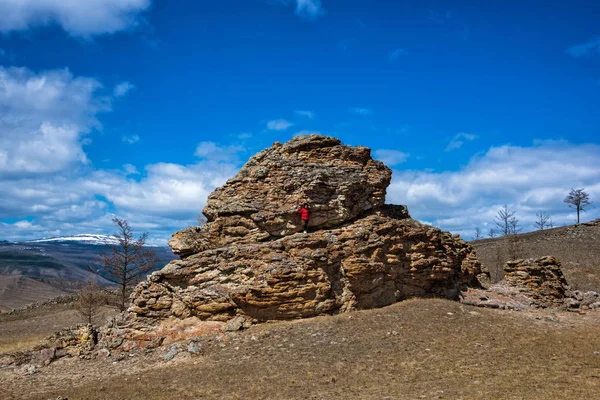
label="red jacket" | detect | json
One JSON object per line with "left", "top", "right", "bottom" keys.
{"left": 298, "top": 207, "right": 310, "bottom": 221}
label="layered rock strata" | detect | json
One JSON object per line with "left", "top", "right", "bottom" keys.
{"left": 462, "top": 256, "right": 600, "bottom": 310}
{"left": 128, "top": 135, "right": 487, "bottom": 326}
{"left": 169, "top": 136, "right": 392, "bottom": 256}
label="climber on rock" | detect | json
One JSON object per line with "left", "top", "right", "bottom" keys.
{"left": 298, "top": 202, "right": 310, "bottom": 233}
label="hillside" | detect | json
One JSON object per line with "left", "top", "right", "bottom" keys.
{"left": 0, "top": 240, "right": 176, "bottom": 311}
{"left": 0, "top": 276, "right": 69, "bottom": 313}
{"left": 1, "top": 299, "right": 599, "bottom": 399}
{"left": 471, "top": 219, "right": 600, "bottom": 291}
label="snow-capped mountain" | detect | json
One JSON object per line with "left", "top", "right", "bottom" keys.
{"left": 28, "top": 234, "right": 120, "bottom": 246}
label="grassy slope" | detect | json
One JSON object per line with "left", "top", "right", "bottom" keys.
{"left": 0, "top": 275, "right": 68, "bottom": 312}
{"left": 0, "top": 302, "right": 119, "bottom": 353}
{"left": 2, "top": 299, "right": 599, "bottom": 400}
{"left": 471, "top": 221, "right": 600, "bottom": 291}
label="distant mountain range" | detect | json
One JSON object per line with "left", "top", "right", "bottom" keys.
{"left": 0, "top": 236, "right": 177, "bottom": 311}
{"left": 27, "top": 234, "right": 122, "bottom": 246}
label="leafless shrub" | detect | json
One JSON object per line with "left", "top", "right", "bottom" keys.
{"left": 88, "top": 217, "right": 158, "bottom": 311}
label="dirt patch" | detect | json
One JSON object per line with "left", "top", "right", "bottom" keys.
{"left": 2, "top": 299, "right": 599, "bottom": 399}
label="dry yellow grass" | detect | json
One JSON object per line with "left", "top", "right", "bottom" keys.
{"left": 0, "top": 303, "right": 118, "bottom": 355}
{"left": 2, "top": 299, "right": 599, "bottom": 400}
{"left": 0, "top": 335, "right": 48, "bottom": 354}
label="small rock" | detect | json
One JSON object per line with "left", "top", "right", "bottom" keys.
{"left": 565, "top": 298, "right": 580, "bottom": 308}
{"left": 35, "top": 347, "right": 56, "bottom": 366}
{"left": 572, "top": 290, "right": 584, "bottom": 301}
{"left": 187, "top": 341, "right": 203, "bottom": 356}
{"left": 582, "top": 291, "right": 599, "bottom": 306}
{"left": 223, "top": 316, "right": 246, "bottom": 332}
{"left": 163, "top": 345, "right": 178, "bottom": 361}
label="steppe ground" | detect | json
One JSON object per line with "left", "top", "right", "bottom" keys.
{"left": 1, "top": 299, "right": 599, "bottom": 400}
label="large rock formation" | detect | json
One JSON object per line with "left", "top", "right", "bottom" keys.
{"left": 127, "top": 135, "right": 487, "bottom": 326}
{"left": 168, "top": 136, "right": 392, "bottom": 256}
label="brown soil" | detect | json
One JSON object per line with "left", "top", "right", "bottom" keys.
{"left": 472, "top": 221, "right": 600, "bottom": 291}
{"left": 2, "top": 299, "right": 599, "bottom": 400}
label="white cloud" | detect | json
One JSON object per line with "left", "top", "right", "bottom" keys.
{"left": 113, "top": 81, "right": 135, "bottom": 97}
{"left": 295, "top": 0, "right": 324, "bottom": 19}
{"left": 388, "top": 48, "right": 406, "bottom": 62}
{"left": 0, "top": 66, "right": 109, "bottom": 176}
{"left": 267, "top": 119, "right": 293, "bottom": 131}
{"left": 373, "top": 149, "right": 409, "bottom": 166}
{"left": 123, "top": 164, "right": 140, "bottom": 175}
{"left": 88, "top": 161, "right": 238, "bottom": 219}
{"left": 0, "top": 66, "right": 241, "bottom": 244}
{"left": 14, "top": 220, "right": 35, "bottom": 229}
{"left": 195, "top": 141, "right": 245, "bottom": 163}
{"left": 0, "top": 0, "right": 151, "bottom": 37}
{"left": 349, "top": 107, "right": 373, "bottom": 116}
{"left": 445, "top": 133, "right": 478, "bottom": 152}
{"left": 387, "top": 141, "right": 600, "bottom": 239}
{"left": 122, "top": 134, "right": 140, "bottom": 144}
{"left": 567, "top": 36, "right": 600, "bottom": 57}
{"left": 273, "top": 0, "right": 324, "bottom": 20}
{"left": 1, "top": 132, "right": 599, "bottom": 245}
{"left": 295, "top": 110, "right": 315, "bottom": 119}
{"left": 0, "top": 156, "right": 239, "bottom": 243}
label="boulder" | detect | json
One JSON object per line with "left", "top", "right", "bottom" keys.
{"left": 502, "top": 256, "right": 569, "bottom": 308}
{"left": 461, "top": 256, "right": 600, "bottom": 310}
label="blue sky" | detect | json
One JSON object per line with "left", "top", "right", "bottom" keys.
{"left": 0, "top": 0, "right": 599, "bottom": 244}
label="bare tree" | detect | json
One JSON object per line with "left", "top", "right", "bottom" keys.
{"left": 495, "top": 205, "right": 516, "bottom": 236}
{"left": 534, "top": 211, "right": 550, "bottom": 230}
{"left": 474, "top": 227, "right": 482, "bottom": 240}
{"left": 488, "top": 228, "right": 496, "bottom": 238}
{"left": 564, "top": 188, "right": 592, "bottom": 224}
{"left": 75, "top": 279, "right": 105, "bottom": 324}
{"left": 88, "top": 218, "right": 159, "bottom": 311}
{"left": 508, "top": 217, "right": 521, "bottom": 235}
{"left": 548, "top": 218, "right": 554, "bottom": 229}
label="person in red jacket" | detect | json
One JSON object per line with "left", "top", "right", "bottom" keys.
{"left": 298, "top": 202, "right": 310, "bottom": 233}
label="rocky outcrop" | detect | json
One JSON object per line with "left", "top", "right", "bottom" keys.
{"left": 0, "top": 135, "right": 492, "bottom": 368}
{"left": 169, "top": 135, "right": 391, "bottom": 256}
{"left": 462, "top": 256, "right": 600, "bottom": 310}
{"left": 128, "top": 135, "right": 487, "bottom": 327}
{"left": 502, "top": 256, "right": 568, "bottom": 307}
{"left": 130, "top": 211, "right": 482, "bottom": 323}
